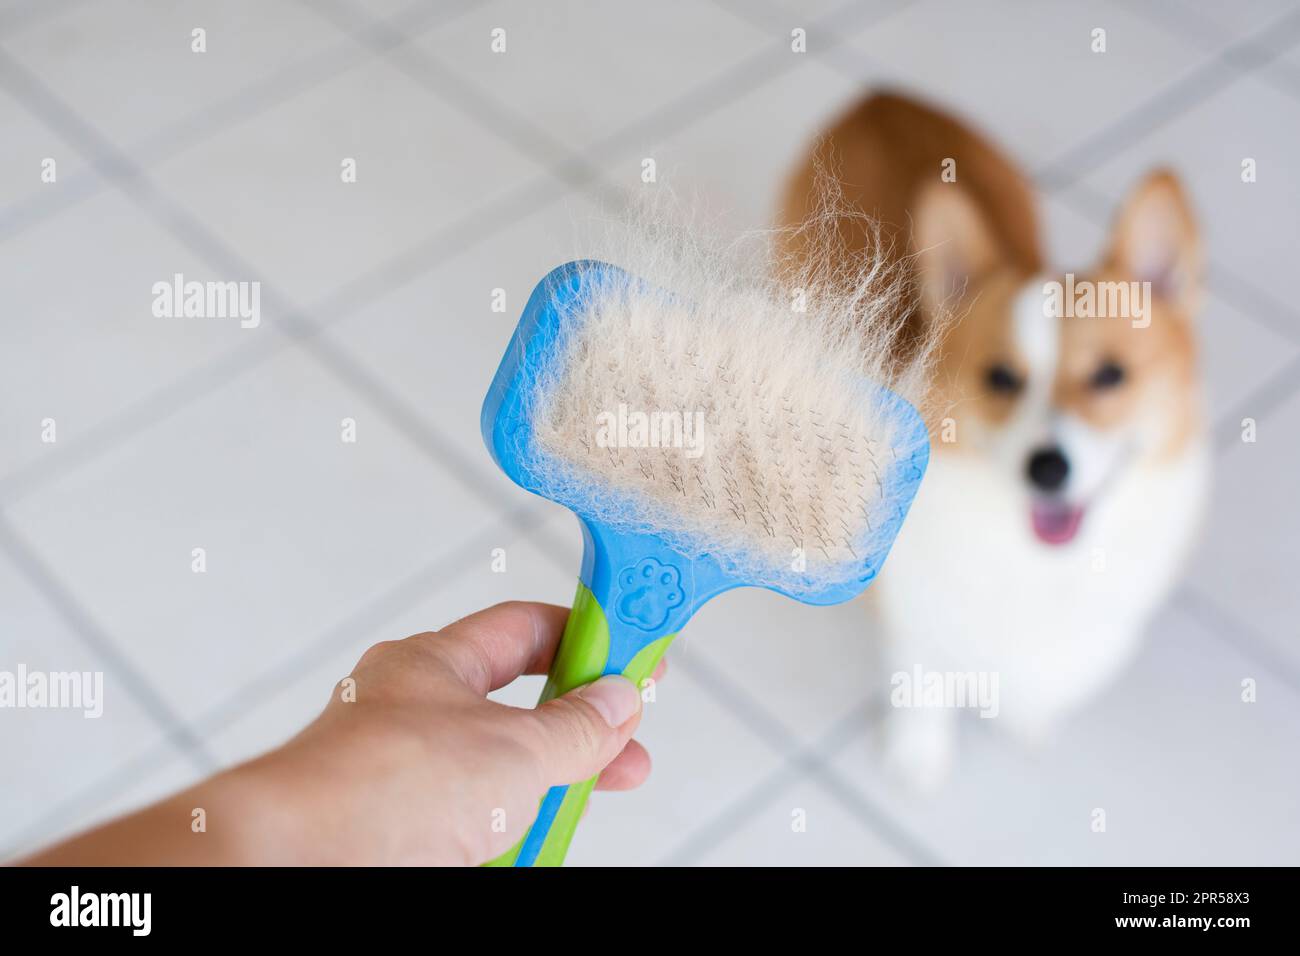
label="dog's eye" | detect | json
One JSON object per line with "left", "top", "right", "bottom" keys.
{"left": 1090, "top": 360, "right": 1125, "bottom": 390}
{"left": 985, "top": 363, "right": 1023, "bottom": 395}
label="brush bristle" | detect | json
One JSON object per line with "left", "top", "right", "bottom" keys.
{"left": 522, "top": 193, "right": 936, "bottom": 592}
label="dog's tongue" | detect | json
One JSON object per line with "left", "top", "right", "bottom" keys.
{"left": 1031, "top": 501, "right": 1084, "bottom": 545}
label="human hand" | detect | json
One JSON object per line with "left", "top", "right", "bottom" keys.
{"left": 22, "top": 602, "right": 658, "bottom": 867}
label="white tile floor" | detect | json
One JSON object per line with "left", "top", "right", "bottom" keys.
{"left": 1, "top": 0, "right": 1298, "bottom": 865}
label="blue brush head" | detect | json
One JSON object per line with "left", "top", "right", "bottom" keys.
{"left": 483, "top": 261, "right": 929, "bottom": 641}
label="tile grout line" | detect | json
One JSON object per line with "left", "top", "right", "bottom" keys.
{"left": 577, "top": 0, "right": 914, "bottom": 169}
{"left": 187, "top": 503, "right": 559, "bottom": 742}
{"left": 0, "top": 0, "right": 475, "bottom": 242}
{"left": 718, "top": 0, "right": 1286, "bottom": 204}
{"left": 0, "top": 329, "right": 294, "bottom": 503}
{"left": 0, "top": 745, "right": 185, "bottom": 863}
{"left": 0, "top": 514, "right": 216, "bottom": 772}
{"left": 303, "top": 0, "right": 593, "bottom": 181}
{"left": 1034, "top": 5, "right": 1300, "bottom": 190}
{"left": 1124, "top": 0, "right": 1300, "bottom": 102}
{"left": 669, "top": 642, "right": 819, "bottom": 757}
{"left": 655, "top": 759, "right": 805, "bottom": 866}
{"left": 656, "top": 700, "right": 868, "bottom": 867}
{"left": 1208, "top": 352, "right": 1300, "bottom": 452}
{"left": 659, "top": 694, "right": 945, "bottom": 866}
{"left": 671, "top": 641, "right": 943, "bottom": 866}
{"left": 1176, "top": 584, "right": 1300, "bottom": 699}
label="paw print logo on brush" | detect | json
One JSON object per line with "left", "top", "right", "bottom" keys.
{"left": 615, "top": 558, "right": 685, "bottom": 631}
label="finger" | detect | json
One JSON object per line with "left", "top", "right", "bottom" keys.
{"left": 651, "top": 658, "right": 667, "bottom": 682}
{"left": 594, "top": 739, "right": 651, "bottom": 791}
{"left": 522, "top": 675, "right": 643, "bottom": 786}
{"left": 411, "top": 601, "right": 570, "bottom": 695}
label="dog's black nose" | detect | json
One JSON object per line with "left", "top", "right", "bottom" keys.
{"left": 1027, "top": 447, "right": 1070, "bottom": 492}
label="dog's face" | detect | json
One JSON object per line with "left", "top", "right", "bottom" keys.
{"left": 916, "top": 172, "right": 1201, "bottom": 546}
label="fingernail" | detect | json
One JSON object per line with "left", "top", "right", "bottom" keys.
{"left": 577, "top": 675, "right": 641, "bottom": 727}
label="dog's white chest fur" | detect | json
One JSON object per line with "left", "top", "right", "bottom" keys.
{"left": 875, "top": 443, "right": 1209, "bottom": 741}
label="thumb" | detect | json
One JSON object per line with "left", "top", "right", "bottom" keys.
{"left": 527, "top": 675, "right": 643, "bottom": 787}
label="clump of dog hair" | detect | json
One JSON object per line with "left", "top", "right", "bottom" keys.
{"left": 521, "top": 188, "right": 940, "bottom": 593}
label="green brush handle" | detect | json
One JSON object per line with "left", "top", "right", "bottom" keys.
{"left": 484, "top": 582, "right": 674, "bottom": 867}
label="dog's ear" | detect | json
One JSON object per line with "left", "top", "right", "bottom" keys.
{"left": 1106, "top": 169, "right": 1201, "bottom": 317}
{"left": 912, "top": 182, "right": 1002, "bottom": 314}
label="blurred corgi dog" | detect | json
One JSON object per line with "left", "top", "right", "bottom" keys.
{"left": 780, "top": 92, "right": 1209, "bottom": 789}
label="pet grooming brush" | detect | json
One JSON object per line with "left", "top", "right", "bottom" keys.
{"left": 481, "top": 238, "right": 929, "bottom": 866}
